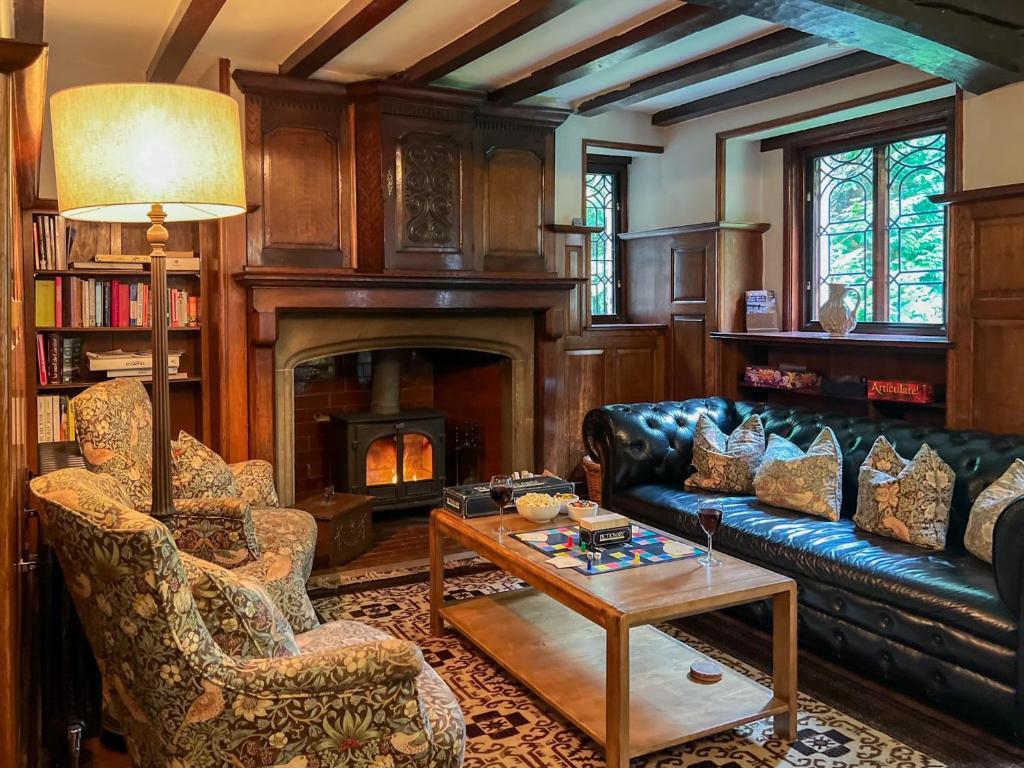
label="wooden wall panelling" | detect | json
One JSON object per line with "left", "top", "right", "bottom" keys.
{"left": 234, "top": 72, "right": 351, "bottom": 269}
{"left": 620, "top": 222, "right": 766, "bottom": 400}
{"left": 563, "top": 325, "right": 666, "bottom": 475}
{"left": 935, "top": 186, "right": 1024, "bottom": 432}
{"left": 476, "top": 111, "right": 556, "bottom": 272}
{"left": 548, "top": 224, "right": 599, "bottom": 335}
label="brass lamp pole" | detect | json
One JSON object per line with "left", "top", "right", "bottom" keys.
{"left": 50, "top": 84, "right": 246, "bottom": 516}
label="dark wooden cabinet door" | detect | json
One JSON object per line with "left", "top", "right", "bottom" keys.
{"left": 382, "top": 118, "right": 474, "bottom": 271}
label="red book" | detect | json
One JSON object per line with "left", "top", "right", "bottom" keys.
{"left": 111, "top": 280, "right": 120, "bottom": 327}
{"left": 54, "top": 276, "right": 62, "bottom": 328}
{"left": 36, "top": 333, "right": 47, "bottom": 385}
{"left": 119, "top": 283, "right": 130, "bottom": 328}
{"left": 143, "top": 284, "right": 149, "bottom": 327}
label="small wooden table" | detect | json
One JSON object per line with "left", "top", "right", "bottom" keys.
{"left": 429, "top": 508, "right": 797, "bottom": 767}
{"left": 294, "top": 490, "right": 375, "bottom": 569}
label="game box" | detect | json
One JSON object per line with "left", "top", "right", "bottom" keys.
{"left": 443, "top": 475, "right": 574, "bottom": 518}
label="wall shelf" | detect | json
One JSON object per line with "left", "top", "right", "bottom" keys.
{"left": 35, "top": 326, "right": 201, "bottom": 333}
{"left": 38, "top": 377, "right": 203, "bottom": 392}
{"left": 711, "top": 330, "right": 951, "bottom": 350}
{"left": 34, "top": 269, "right": 199, "bottom": 278}
{"left": 737, "top": 382, "right": 946, "bottom": 411}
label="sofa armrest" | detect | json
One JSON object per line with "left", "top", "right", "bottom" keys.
{"left": 992, "top": 496, "right": 1024, "bottom": 619}
{"left": 582, "top": 397, "right": 738, "bottom": 505}
{"left": 142, "top": 497, "right": 262, "bottom": 567}
{"left": 229, "top": 460, "right": 279, "bottom": 508}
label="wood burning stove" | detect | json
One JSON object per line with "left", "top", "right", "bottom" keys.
{"left": 327, "top": 350, "right": 445, "bottom": 510}
{"left": 328, "top": 409, "right": 445, "bottom": 510}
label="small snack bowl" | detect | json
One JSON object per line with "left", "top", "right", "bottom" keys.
{"left": 515, "top": 493, "right": 561, "bottom": 523}
{"left": 567, "top": 499, "right": 600, "bottom": 522}
{"left": 554, "top": 492, "right": 579, "bottom": 515}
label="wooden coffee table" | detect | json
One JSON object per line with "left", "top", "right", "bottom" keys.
{"left": 429, "top": 507, "right": 797, "bottom": 768}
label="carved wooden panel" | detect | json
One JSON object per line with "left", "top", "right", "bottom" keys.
{"left": 484, "top": 148, "right": 544, "bottom": 266}
{"left": 672, "top": 315, "right": 706, "bottom": 400}
{"left": 397, "top": 132, "right": 460, "bottom": 251}
{"left": 671, "top": 246, "right": 706, "bottom": 302}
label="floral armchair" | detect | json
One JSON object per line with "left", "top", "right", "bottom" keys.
{"left": 30, "top": 468, "right": 464, "bottom": 768}
{"left": 71, "top": 379, "right": 318, "bottom": 631}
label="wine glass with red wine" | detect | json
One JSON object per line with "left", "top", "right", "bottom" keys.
{"left": 490, "top": 475, "right": 514, "bottom": 535}
{"left": 697, "top": 500, "right": 723, "bottom": 567}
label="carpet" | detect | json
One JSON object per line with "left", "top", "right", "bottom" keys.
{"left": 312, "top": 567, "right": 946, "bottom": 768}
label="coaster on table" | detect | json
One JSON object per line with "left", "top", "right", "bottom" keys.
{"left": 689, "top": 659, "right": 723, "bottom": 683}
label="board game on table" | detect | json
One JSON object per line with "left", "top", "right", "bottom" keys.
{"left": 513, "top": 522, "right": 704, "bottom": 575}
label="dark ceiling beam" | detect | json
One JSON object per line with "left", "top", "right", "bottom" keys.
{"left": 280, "top": 0, "right": 410, "bottom": 78}
{"left": 651, "top": 50, "right": 893, "bottom": 126}
{"left": 147, "top": 0, "right": 227, "bottom": 83}
{"left": 684, "top": 0, "right": 1024, "bottom": 93}
{"left": 488, "top": 4, "right": 730, "bottom": 105}
{"left": 13, "top": 0, "right": 45, "bottom": 43}
{"left": 397, "top": 0, "right": 588, "bottom": 84}
{"left": 577, "top": 28, "right": 825, "bottom": 115}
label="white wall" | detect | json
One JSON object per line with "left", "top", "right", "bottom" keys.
{"left": 962, "top": 82, "right": 1024, "bottom": 190}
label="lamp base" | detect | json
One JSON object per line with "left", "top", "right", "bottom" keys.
{"left": 147, "top": 203, "right": 174, "bottom": 517}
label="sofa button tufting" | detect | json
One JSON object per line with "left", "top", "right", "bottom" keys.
{"left": 879, "top": 614, "right": 892, "bottom": 630}
{"left": 932, "top": 633, "right": 943, "bottom": 646}
{"left": 833, "top": 597, "right": 844, "bottom": 612}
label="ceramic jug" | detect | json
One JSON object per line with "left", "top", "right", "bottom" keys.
{"left": 819, "top": 283, "right": 861, "bottom": 336}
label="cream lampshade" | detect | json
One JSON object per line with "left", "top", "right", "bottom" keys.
{"left": 49, "top": 82, "right": 246, "bottom": 517}
{"left": 50, "top": 83, "right": 245, "bottom": 222}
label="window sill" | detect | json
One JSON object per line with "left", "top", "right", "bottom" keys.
{"left": 709, "top": 330, "right": 952, "bottom": 349}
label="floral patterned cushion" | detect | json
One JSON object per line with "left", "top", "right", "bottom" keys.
{"left": 72, "top": 379, "right": 154, "bottom": 508}
{"left": 854, "top": 436, "right": 954, "bottom": 550}
{"left": 171, "top": 431, "right": 238, "bottom": 499}
{"left": 180, "top": 553, "right": 299, "bottom": 659}
{"left": 963, "top": 458, "right": 1024, "bottom": 563}
{"left": 753, "top": 428, "right": 843, "bottom": 521}
{"left": 685, "top": 413, "right": 765, "bottom": 494}
{"left": 230, "top": 459, "right": 280, "bottom": 507}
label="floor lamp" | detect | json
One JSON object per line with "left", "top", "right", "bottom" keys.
{"left": 50, "top": 83, "right": 245, "bottom": 516}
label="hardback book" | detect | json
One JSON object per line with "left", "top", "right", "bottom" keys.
{"left": 86, "top": 349, "right": 183, "bottom": 371}
{"left": 34, "top": 280, "right": 56, "bottom": 327}
{"left": 106, "top": 370, "right": 186, "bottom": 381}
{"left": 72, "top": 261, "right": 144, "bottom": 271}
{"left": 36, "top": 334, "right": 47, "bottom": 385}
{"left": 745, "top": 290, "right": 780, "bottom": 332}
{"left": 61, "top": 337, "right": 83, "bottom": 383}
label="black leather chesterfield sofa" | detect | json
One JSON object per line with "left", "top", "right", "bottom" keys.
{"left": 583, "top": 397, "right": 1024, "bottom": 737}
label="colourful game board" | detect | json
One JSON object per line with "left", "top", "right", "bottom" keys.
{"left": 513, "top": 524, "right": 704, "bottom": 575}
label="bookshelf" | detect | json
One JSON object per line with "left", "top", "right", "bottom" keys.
{"left": 23, "top": 200, "right": 210, "bottom": 473}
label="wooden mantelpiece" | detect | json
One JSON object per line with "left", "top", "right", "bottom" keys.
{"left": 234, "top": 267, "right": 585, "bottom": 475}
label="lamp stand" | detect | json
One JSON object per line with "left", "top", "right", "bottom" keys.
{"left": 146, "top": 203, "right": 174, "bottom": 517}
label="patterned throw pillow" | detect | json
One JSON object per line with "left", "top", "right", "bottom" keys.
{"left": 753, "top": 428, "right": 843, "bottom": 521}
{"left": 685, "top": 413, "right": 765, "bottom": 494}
{"left": 171, "top": 431, "right": 238, "bottom": 499}
{"left": 964, "top": 459, "right": 1024, "bottom": 563}
{"left": 854, "top": 436, "right": 954, "bottom": 550}
{"left": 180, "top": 553, "right": 299, "bottom": 659}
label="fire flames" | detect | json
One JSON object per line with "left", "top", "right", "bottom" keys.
{"left": 365, "top": 433, "right": 434, "bottom": 486}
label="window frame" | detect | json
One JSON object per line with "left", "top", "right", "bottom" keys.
{"left": 585, "top": 155, "right": 629, "bottom": 323}
{"left": 786, "top": 100, "right": 955, "bottom": 336}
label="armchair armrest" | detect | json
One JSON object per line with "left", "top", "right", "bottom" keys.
{"left": 582, "top": 397, "right": 738, "bottom": 505}
{"left": 227, "top": 638, "right": 424, "bottom": 696}
{"left": 142, "top": 497, "right": 261, "bottom": 567}
{"left": 229, "top": 460, "right": 280, "bottom": 508}
{"left": 992, "top": 496, "right": 1024, "bottom": 619}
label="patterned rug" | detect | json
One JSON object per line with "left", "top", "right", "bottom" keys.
{"left": 312, "top": 568, "right": 945, "bottom": 768}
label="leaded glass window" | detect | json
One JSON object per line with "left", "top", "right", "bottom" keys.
{"left": 808, "top": 130, "right": 947, "bottom": 327}
{"left": 586, "top": 171, "right": 620, "bottom": 317}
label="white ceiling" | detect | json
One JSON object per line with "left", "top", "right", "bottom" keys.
{"left": 41, "top": 0, "right": 880, "bottom": 116}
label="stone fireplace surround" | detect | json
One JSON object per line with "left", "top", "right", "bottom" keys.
{"left": 274, "top": 312, "right": 535, "bottom": 505}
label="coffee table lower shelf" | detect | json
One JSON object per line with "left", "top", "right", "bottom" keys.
{"left": 440, "top": 587, "right": 788, "bottom": 758}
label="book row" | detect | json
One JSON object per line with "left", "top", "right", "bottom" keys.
{"left": 36, "top": 334, "right": 83, "bottom": 386}
{"left": 37, "top": 394, "right": 75, "bottom": 443}
{"left": 32, "top": 213, "right": 76, "bottom": 271}
{"left": 34, "top": 278, "right": 199, "bottom": 329}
